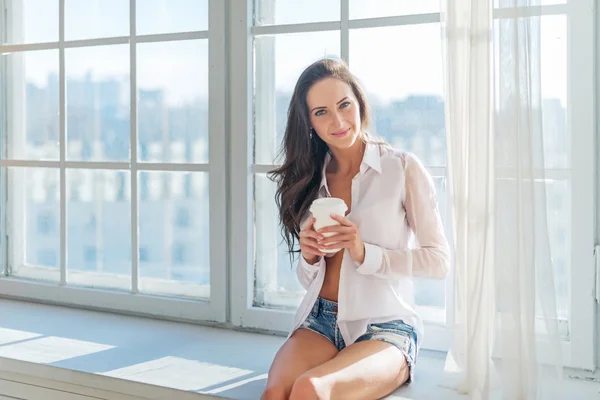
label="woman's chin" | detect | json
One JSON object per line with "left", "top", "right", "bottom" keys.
{"left": 326, "top": 134, "right": 360, "bottom": 150}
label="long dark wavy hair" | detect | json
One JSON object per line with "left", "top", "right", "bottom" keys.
{"left": 268, "top": 58, "right": 385, "bottom": 258}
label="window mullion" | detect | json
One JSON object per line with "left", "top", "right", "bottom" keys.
{"left": 253, "top": 0, "right": 276, "bottom": 305}
{"left": 208, "top": 0, "right": 228, "bottom": 323}
{"left": 443, "top": 166, "right": 454, "bottom": 328}
{"left": 567, "top": 0, "right": 596, "bottom": 370}
{"left": 59, "top": 0, "right": 66, "bottom": 286}
{"left": 229, "top": 0, "right": 253, "bottom": 327}
{"left": 341, "top": 0, "right": 349, "bottom": 63}
{"left": 0, "top": 0, "right": 6, "bottom": 276}
{"left": 129, "top": 0, "right": 138, "bottom": 294}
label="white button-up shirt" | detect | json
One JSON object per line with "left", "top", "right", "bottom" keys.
{"left": 289, "top": 142, "right": 451, "bottom": 349}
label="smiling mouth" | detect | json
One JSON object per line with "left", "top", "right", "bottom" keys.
{"left": 331, "top": 128, "right": 350, "bottom": 137}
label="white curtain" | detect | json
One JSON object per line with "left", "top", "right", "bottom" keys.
{"left": 441, "top": 0, "right": 563, "bottom": 398}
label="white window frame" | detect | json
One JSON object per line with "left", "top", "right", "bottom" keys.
{"left": 0, "top": 0, "right": 595, "bottom": 371}
{"left": 229, "top": 0, "right": 455, "bottom": 351}
{"left": 229, "top": 0, "right": 596, "bottom": 370}
{"left": 566, "top": 0, "right": 597, "bottom": 372}
{"left": 0, "top": 0, "right": 228, "bottom": 324}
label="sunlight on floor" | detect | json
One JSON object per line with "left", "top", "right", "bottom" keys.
{"left": 0, "top": 335, "right": 114, "bottom": 363}
{"left": 0, "top": 327, "right": 43, "bottom": 345}
{"left": 204, "top": 373, "right": 268, "bottom": 395}
{"left": 101, "top": 356, "right": 255, "bottom": 391}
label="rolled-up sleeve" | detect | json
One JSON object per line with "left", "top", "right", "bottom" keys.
{"left": 355, "top": 152, "right": 450, "bottom": 280}
{"left": 296, "top": 255, "right": 324, "bottom": 289}
{"left": 295, "top": 213, "right": 324, "bottom": 289}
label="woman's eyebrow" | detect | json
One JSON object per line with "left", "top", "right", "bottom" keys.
{"left": 310, "top": 97, "right": 350, "bottom": 113}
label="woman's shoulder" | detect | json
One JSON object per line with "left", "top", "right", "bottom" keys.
{"left": 377, "top": 143, "right": 422, "bottom": 170}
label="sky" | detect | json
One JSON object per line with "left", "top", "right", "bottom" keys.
{"left": 2, "top": 0, "right": 566, "bottom": 106}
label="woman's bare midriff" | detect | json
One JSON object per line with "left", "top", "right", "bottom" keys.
{"left": 318, "top": 250, "right": 344, "bottom": 302}
{"left": 318, "top": 161, "right": 359, "bottom": 303}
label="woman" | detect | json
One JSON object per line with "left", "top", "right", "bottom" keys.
{"left": 264, "top": 58, "right": 450, "bottom": 400}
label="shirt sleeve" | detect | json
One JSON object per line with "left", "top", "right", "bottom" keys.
{"left": 355, "top": 152, "right": 451, "bottom": 280}
{"left": 296, "top": 254, "right": 324, "bottom": 289}
{"left": 295, "top": 212, "right": 324, "bottom": 289}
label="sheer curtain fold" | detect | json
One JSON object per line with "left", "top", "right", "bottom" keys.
{"left": 441, "top": 0, "right": 563, "bottom": 398}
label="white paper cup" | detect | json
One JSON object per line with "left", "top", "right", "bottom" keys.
{"left": 309, "top": 197, "right": 348, "bottom": 255}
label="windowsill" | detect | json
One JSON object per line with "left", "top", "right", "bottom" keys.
{"left": 0, "top": 298, "right": 598, "bottom": 400}
{"left": 11, "top": 264, "right": 211, "bottom": 299}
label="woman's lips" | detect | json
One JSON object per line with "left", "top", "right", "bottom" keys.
{"left": 331, "top": 128, "right": 350, "bottom": 138}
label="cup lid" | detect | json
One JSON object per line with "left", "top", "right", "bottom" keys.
{"left": 309, "top": 197, "right": 348, "bottom": 213}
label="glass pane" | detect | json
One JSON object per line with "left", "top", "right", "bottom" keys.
{"left": 254, "top": 174, "right": 303, "bottom": 310}
{"left": 545, "top": 179, "right": 570, "bottom": 320}
{"left": 541, "top": 15, "right": 567, "bottom": 168}
{"left": 413, "top": 176, "right": 447, "bottom": 322}
{"left": 67, "top": 169, "right": 131, "bottom": 291}
{"left": 253, "top": 0, "right": 340, "bottom": 26}
{"left": 495, "top": 177, "right": 571, "bottom": 324}
{"left": 350, "top": 24, "right": 446, "bottom": 166}
{"left": 494, "top": 0, "right": 566, "bottom": 7}
{"left": 3, "top": 0, "right": 58, "bottom": 44}
{"left": 350, "top": 0, "right": 439, "bottom": 19}
{"left": 137, "top": 0, "right": 208, "bottom": 35}
{"left": 4, "top": 51, "right": 59, "bottom": 160}
{"left": 254, "top": 32, "right": 340, "bottom": 165}
{"left": 66, "top": 45, "right": 130, "bottom": 162}
{"left": 139, "top": 172, "right": 210, "bottom": 299}
{"left": 137, "top": 40, "right": 209, "bottom": 163}
{"left": 65, "top": 0, "right": 129, "bottom": 41}
{"left": 8, "top": 168, "right": 60, "bottom": 283}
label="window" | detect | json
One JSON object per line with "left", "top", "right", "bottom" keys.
{"left": 0, "top": 0, "right": 226, "bottom": 321}
{"left": 175, "top": 206, "right": 191, "bottom": 228}
{"left": 35, "top": 249, "right": 58, "bottom": 268}
{"left": 235, "top": 0, "right": 452, "bottom": 344}
{"left": 230, "top": 0, "right": 596, "bottom": 367}
{"left": 171, "top": 242, "right": 187, "bottom": 266}
{"left": 83, "top": 246, "right": 97, "bottom": 267}
{"left": 139, "top": 246, "right": 149, "bottom": 263}
{"left": 36, "top": 213, "right": 56, "bottom": 235}
{"left": 0, "top": 0, "right": 595, "bottom": 370}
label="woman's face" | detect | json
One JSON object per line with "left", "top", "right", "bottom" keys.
{"left": 306, "top": 77, "right": 362, "bottom": 150}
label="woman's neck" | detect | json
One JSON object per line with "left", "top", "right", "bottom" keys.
{"left": 327, "top": 139, "right": 366, "bottom": 177}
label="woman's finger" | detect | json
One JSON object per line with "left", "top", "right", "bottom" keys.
{"left": 301, "top": 235, "right": 324, "bottom": 248}
{"left": 329, "top": 214, "right": 354, "bottom": 226}
{"left": 302, "top": 217, "right": 317, "bottom": 231}
{"left": 300, "top": 239, "right": 319, "bottom": 250}
{"left": 320, "top": 240, "right": 351, "bottom": 250}
{"left": 302, "top": 245, "right": 326, "bottom": 257}
{"left": 300, "top": 229, "right": 324, "bottom": 241}
{"left": 319, "top": 234, "right": 354, "bottom": 245}
{"left": 317, "top": 225, "right": 353, "bottom": 235}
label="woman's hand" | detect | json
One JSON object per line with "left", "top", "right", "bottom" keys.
{"left": 317, "top": 214, "right": 366, "bottom": 264}
{"left": 299, "top": 217, "right": 326, "bottom": 264}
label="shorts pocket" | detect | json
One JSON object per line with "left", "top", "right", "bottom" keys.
{"left": 367, "top": 319, "right": 413, "bottom": 333}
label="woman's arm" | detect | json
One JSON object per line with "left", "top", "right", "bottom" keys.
{"left": 295, "top": 215, "right": 325, "bottom": 289}
{"left": 355, "top": 152, "right": 450, "bottom": 280}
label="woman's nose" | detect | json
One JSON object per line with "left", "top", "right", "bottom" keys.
{"left": 332, "top": 112, "right": 343, "bottom": 128}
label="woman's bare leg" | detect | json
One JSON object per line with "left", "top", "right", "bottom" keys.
{"left": 261, "top": 328, "right": 338, "bottom": 400}
{"left": 289, "top": 340, "right": 409, "bottom": 400}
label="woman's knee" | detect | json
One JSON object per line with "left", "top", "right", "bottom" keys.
{"left": 289, "top": 375, "right": 327, "bottom": 400}
{"left": 260, "top": 384, "right": 288, "bottom": 400}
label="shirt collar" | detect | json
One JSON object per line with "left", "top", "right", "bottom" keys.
{"left": 319, "top": 142, "right": 383, "bottom": 193}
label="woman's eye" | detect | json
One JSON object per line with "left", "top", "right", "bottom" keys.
{"left": 315, "top": 110, "right": 326, "bottom": 116}
{"left": 340, "top": 101, "right": 351, "bottom": 108}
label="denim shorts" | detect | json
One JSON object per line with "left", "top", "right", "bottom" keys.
{"left": 299, "top": 297, "right": 418, "bottom": 385}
